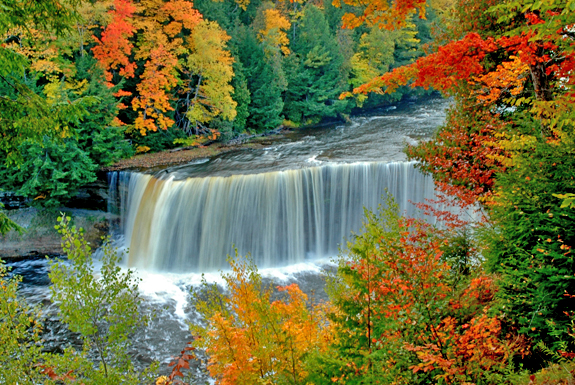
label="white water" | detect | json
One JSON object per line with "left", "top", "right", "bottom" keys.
{"left": 112, "top": 161, "right": 436, "bottom": 273}
{"left": 13, "top": 96, "right": 452, "bottom": 375}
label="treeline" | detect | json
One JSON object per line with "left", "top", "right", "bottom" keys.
{"left": 0, "top": 0, "right": 435, "bottom": 207}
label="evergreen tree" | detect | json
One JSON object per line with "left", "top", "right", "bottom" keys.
{"left": 283, "top": 5, "right": 350, "bottom": 125}
{"left": 236, "top": 25, "right": 286, "bottom": 132}
{"left": 73, "top": 55, "right": 133, "bottom": 166}
{"left": 231, "top": 61, "right": 251, "bottom": 133}
{"left": 248, "top": 52, "right": 286, "bottom": 131}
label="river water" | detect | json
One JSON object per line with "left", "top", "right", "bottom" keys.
{"left": 9, "top": 96, "right": 450, "bottom": 379}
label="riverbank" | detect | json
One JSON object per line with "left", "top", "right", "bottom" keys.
{"left": 103, "top": 132, "right": 288, "bottom": 172}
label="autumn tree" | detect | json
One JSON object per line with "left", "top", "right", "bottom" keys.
{"left": 92, "top": 0, "right": 203, "bottom": 135}
{"left": 178, "top": 20, "right": 236, "bottom": 137}
{"left": 256, "top": 6, "right": 291, "bottom": 55}
{"left": 0, "top": 0, "right": 93, "bottom": 166}
{"left": 339, "top": 0, "right": 575, "bottom": 357}
{"left": 308, "top": 199, "right": 524, "bottom": 384}
{"left": 191, "top": 255, "right": 334, "bottom": 385}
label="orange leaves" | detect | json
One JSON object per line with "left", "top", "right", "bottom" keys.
{"left": 165, "top": 342, "right": 196, "bottom": 384}
{"left": 92, "top": 0, "right": 203, "bottom": 135}
{"left": 192, "top": 257, "right": 333, "bottom": 385}
{"left": 132, "top": 44, "right": 179, "bottom": 134}
{"left": 162, "top": 0, "right": 202, "bottom": 31}
{"left": 334, "top": 0, "right": 427, "bottom": 30}
{"left": 406, "top": 313, "right": 525, "bottom": 383}
{"left": 345, "top": 32, "right": 498, "bottom": 97}
{"left": 92, "top": 0, "right": 137, "bottom": 82}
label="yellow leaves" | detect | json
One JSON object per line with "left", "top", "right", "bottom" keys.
{"left": 155, "top": 375, "right": 170, "bottom": 385}
{"left": 473, "top": 55, "right": 530, "bottom": 105}
{"left": 529, "top": 96, "right": 575, "bottom": 142}
{"left": 258, "top": 9, "right": 291, "bottom": 55}
{"left": 212, "top": 0, "right": 251, "bottom": 11}
{"left": 336, "top": 0, "right": 427, "bottom": 30}
{"left": 4, "top": 26, "right": 70, "bottom": 75}
{"left": 184, "top": 20, "right": 236, "bottom": 134}
{"left": 193, "top": 257, "right": 333, "bottom": 385}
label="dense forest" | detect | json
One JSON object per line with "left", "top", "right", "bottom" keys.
{"left": 2, "top": 0, "right": 575, "bottom": 384}
{"left": 0, "top": 0, "right": 434, "bottom": 208}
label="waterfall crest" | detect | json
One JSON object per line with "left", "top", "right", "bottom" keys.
{"left": 110, "top": 161, "right": 436, "bottom": 272}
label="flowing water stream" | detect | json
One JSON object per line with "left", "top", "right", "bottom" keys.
{"left": 9, "top": 96, "right": 451, "bottom": 377}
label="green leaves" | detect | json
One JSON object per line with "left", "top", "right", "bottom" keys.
{"left": 485, "top": 139, "right": 575, "bottom": 350}
{"left": 553, "top": 193, "right": 575, "bottom": 209}
{"left": 0, "top": 260, "right": 46, "bottom": 385}
{"left": 49, "top": 215, "right": 155, "bottom": 383}
{"left": 1, "top": 137, "right": 98, "bottom": 207}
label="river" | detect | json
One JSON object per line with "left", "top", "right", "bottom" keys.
{"left": 8, "top": 95, "right": 450, "bottom": 379}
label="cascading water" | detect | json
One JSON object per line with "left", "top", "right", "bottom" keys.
{"left": 12, "top": 96, "right": 452, "bottom": 375}
{"left": 111, "top": 161, "right": 436, "bottom": 272}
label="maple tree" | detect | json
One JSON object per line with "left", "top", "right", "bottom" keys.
{"left": 179, "top": 20, "right": 236, "bottom": 137}
{"left": 307, "top": 199, "right": 524, "bottom": 384}
{"left": 92, "top": 0, "right": 204, "bottom": 134}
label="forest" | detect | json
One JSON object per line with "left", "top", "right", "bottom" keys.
{"left": 1, "top": 0, "right": 575, "bottom": 384}
{"left": 0, "top": 0, "right": 434, "bottom": 207}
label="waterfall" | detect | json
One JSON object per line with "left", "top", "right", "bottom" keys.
{"left": 110, "top": 161, "right": 437, "bottom": 272}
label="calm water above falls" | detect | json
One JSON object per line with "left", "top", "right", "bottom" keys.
{"left": 164, "top": 96, "right": 450, "bottom": 178}
{"left": 14, "top": 96, "right": 451, "bottom": 376}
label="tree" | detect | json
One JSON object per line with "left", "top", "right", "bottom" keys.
{"left": 333, "top": 0, "right": 427, "bottom": 29}
{"left": 257, "top": 7, "right": 291, "bottom": 55}
{"left": 484, "top": 128, "right": 575, "bottom": 350}
{"left": 283, "top": 4, "right": 349, "bottom": 125}
{"left": 0, "top": 260, "right": 46, "bottom": 384}
{"left": 179, "top": 20, "right": 237, "bottom": 137}
{"left": 348, "top": 27, "right": 395, "bottom": 106}
{"left": 339, "top": 0, "right": 575, "bottom": 359}
{"left": 309, "top": 199, "right": 523, "bottom": 384}
{"left": 191, "top": 255, "right": 334, "bottom": 385}
{"left": 48, "top": 215, "right": 155, "bottom": 383}
{"left": 0, "top": 0, "right": 108, "bottom": 230}
{"left": 93, "top": 0, "right": 203, "bottom": 135}
{"left": 234, "top": 25, "right": 286, "bottom": 132}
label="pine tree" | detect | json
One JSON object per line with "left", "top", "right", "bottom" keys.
{"left": 283, "top": 5, "right": 349, "bottom": 125}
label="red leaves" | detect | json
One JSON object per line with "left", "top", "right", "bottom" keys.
{"left": 166, "top": 342, "right": 196, "bottom": 384}
{"left": 407, "top": 104, "right": 508, "bottom": 208}
{"left": 348, "top": 32, "right": 498, "bottom": 96}
{"left": 92, "top": 0, "right": 136, "bottom": 82}
{"left": 406, "top": 313, "right": 526, "bottom": 383}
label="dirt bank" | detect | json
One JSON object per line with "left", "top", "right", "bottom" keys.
{"left": 102, "top": 134, "right": 286, "bottom": 172}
